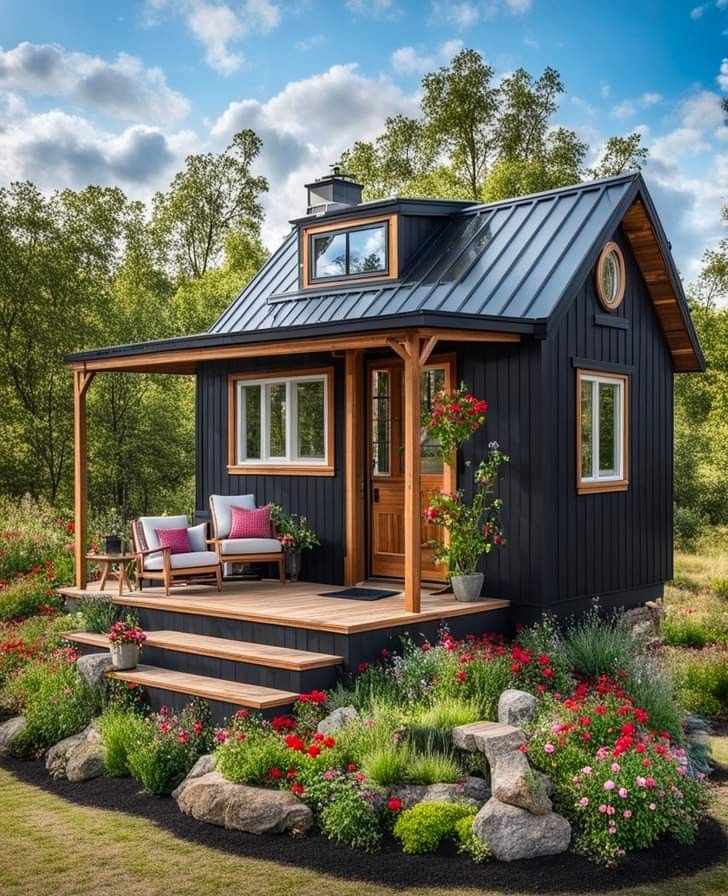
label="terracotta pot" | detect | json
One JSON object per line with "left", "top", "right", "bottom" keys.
{"left": 451, "top": 572, "right": 484, "bottom": 602}
{"left": 110, "top": 642, "right": 140, "bottom": 670}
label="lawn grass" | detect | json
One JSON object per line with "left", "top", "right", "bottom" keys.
{"left": 1, "top": 740, "right": 727, "bottom": 896}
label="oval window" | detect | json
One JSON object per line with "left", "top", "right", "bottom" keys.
{"left": 596, "top": 242, "right": 625, "bottom": 311}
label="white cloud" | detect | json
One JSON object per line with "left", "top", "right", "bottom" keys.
{"left": 429, "top": 0, "right": 531, "bottom": 27}
{"left": 295, "top": 34, "right": 325, "bottom": 51}
{"left": 345, "top": 0, "right": 401, "bottom": 18}
{"left": 718, "top": 58, "right": 728, "bottom": 91}
{"left": 0, "top": 42, "right": 188, "bottom": 124}
{"left": 690, "top": 4, "right": 706, "bottom": 18}
{"left": 611, "top": 91, "right": 663, "bottom": 119}
{"left": 600, "top": 83, "right": 611, "bottom": 99}
{"left": 505, "top": 0, "right": 532, "bottom": 11}
{"left": 641, "top": 91, "right": 663, "bottom": 106}
{"left": 145, "top": 0, "right": 281, "bottom": 75}
{"left": 612, "top": 100, "right": 636, "bottom": 119}
{"left": 390, "top": 39, "right": 463, "bottom": 74}
{"left": 440, "top": 38, "right": 465, "bottom": 59}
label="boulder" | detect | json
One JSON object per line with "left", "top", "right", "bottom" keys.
{"left": 452, "top": 721, "right": 525, "bottom": 764}
{"left": 76, "top": 653, "right": 114, "bottom": 690}
{"left": 0, "top": 715, "right": 27, "bottom": 757}
{"left": 473, "top": 798, "right": 571, "bottom": 862}
{"left": 491, "top": 751, "right": 552, "bottom": 815}
{"left": 497, "top": 689, "right": 539, "bottom": 727}
{"left": 390, "top": 777, "right": 490, "bottom": 809}
{"left": 46, "top": 722, "right": 103, "bottom": 781}
{"left": 172, "top": 754, "right": 217, "bottom": 800}
{"left": 175, "top": 771, "right": 313, "bottom": 835}
{"left": 316, "top": 705, "right": 359, "bottom": 735}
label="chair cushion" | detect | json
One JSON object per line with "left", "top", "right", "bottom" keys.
{"left": 229, "top": 505, "right": 271, "bottom": 539}
{"left": 139, "top": 515, "right": 188, "bottom": 551}
{"left": 156, "top": 527, "right": 192, "bottom": 555}
{"left": 210, "top": 494, "right": 256, "bottom": 539}
{"left": 219, "top": 538, "right": 282, "bottom": 556}
{"left": 144, "top": 550, "right": 220, "bottom": 572}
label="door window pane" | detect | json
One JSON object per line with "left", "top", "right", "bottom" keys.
{"left": 349, "top": 225, "right": 386, "bottom": 273}
{"left": 267, "top": 383, "right": 287, "bottom": 458}
{"left": 421, "top": 367, "right": 446, "bottom": 474}
{"left": 371, "top": 370, "right": 391, "bottom": 475}
{"left": 241, "top": 384, "right": 261, "bottom": 460}
{"left": 598, "top": 382, "right": 619, "bottom": 476}
{"left": 313, "top": 232, "right": 346, "bottom": 278}
{"left": 296, "top": 380, "right": 325, "bottom": 459}
{"left": 580, "top": 380, "right": 593, "bottom": 479}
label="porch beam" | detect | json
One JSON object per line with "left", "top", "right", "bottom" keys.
{"left": 344, "top": 349, "right": 366, "bottom": 585}
{"left": 402, "top": 332, "right": 422, "bottom": 613}
{"left": 73, "top": 369, "right": 95, "bottom": 589}
{"left": 419, "top": 335, "right": 439, "bottom": 366}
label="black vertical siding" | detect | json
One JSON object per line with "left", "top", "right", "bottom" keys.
{"left": 541, "top": 227, "right": 674, "bottom": 612}
{"left": 196, "top": 353, "right": 345, "bottom": 584}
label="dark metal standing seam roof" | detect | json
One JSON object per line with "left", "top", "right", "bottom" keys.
{"left": 208, "top": 174, "right": 636, "bottom": 335}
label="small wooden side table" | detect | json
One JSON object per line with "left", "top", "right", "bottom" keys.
{"left": 86, "top": 553, "right": 136, "bottom": 596}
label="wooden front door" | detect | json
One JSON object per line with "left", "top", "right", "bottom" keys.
{"left": 368, "top": 357, "right": 454, "bottom": 581}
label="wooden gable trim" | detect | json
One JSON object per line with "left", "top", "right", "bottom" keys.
{"left": 620, "top": 198, "right": 701, "bottom": 373}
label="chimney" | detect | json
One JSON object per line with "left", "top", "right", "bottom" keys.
{"left": 305, "top": 165, "right": 363, "bottom": 215}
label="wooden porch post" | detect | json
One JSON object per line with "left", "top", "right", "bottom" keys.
{"left": 73, "top": 369, "right": 94, "bottom": 589}
{"left": 402, "top": 334, "right": 422, "bottom": 613}
{"left": 344, "top": 349, "right": 365, "bottom": 585}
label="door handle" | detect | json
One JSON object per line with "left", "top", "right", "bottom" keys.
{"left": 373, "top": 488, "right": 380, "bottom": 503}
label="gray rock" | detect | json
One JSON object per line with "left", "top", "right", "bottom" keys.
{"left": 45, "top": 722, "right": 101, "bottom": 780}
{"left": 76, "top": 653, "right": 113, "bottom": 689}
{"left": 473, "top": 797, "right": 571, "bottom": 862}
{"left": 491, "top": 751, "right": 552, "bottom": 815}
{"left": 172, "top": 754, "right": 217, "bottom": 800}
{"left": 0, "top": 716, "right": 27, "bottom": 757}
{"left": 461, "top": 775, "right": 492, "bottom": 804}
{"left": 316, "top": 705, "right": 359, "bottom": 735}
{"left": 452, "top": 721, "right": 526, "bottom": 764}
{"left": 497, "top": 689, "right": 539, "bottom": 727}
{"left": 389, "top": 779, "right": 488, "bottom": 809}
{"left": 175, "top": 771, "right": 313, "bottom": 835}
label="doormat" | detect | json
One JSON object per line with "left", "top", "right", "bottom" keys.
{"left": 318, "top": 587, "right": 400, "bottom": 601}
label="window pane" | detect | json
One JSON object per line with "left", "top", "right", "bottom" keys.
{"left": 313, "top": 232, "right": 346, "bottom": 278}
{"left": 349, "top": 225, "right": 386, "bottom": 274}
{"left": 241, "top": 384, "right": 261, "bottom": 460}
{"left": 601, "top": 250, "right": 621, "bottom": 303}
{"left": 296, "top": 380, "right": 325, "bottom": 459}
{"left": 421, "top": 367, "right": 445, "bottom": 474}
{"left": 371, "top": 370, "right": 390, "bottom": 475}
{"left": 599, "top": 382, "right": 619, "bottom": 476}
{"left": 267, "top": 383, "right": 287, "bottom": 458}
{"left": 580, "top": 380, "right": 593, "bottom": 479}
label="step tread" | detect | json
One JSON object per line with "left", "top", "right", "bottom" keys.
{"left": 108, "top": 665, "right": 298, "bottom": 709}
{"left": 65, "top": 630, "right": 343, "bottom": 670}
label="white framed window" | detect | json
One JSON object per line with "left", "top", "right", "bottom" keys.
{"left": 577, "top": 369, "right": 629, "bottom": 494}
{"left": 228, "top": 369, "right": 333, "bottom": 475}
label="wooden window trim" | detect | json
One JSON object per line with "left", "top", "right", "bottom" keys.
{"left": 576, "top": 368, "right": 630, "bottom": 495}
{"left": 227, "top": 367, "right": 335, "bottom": 477}
{"left": 301, "top": 213, "right": 398, "bottom": 289}
{"left": 595, "top": 241, "right": 626, "bottom": 312}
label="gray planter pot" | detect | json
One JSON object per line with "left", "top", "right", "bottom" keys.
{"left": 285, "top": 551, "right": 302, "bottom": 582}
{"left": 451, "top": 572, "right": 484, "bottom": 602}
{"left": 110, "top": 642, "right": 140, "bottom": 671}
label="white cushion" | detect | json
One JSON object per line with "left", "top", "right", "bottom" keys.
{"left": 209, "top": 494, "right": 256, "bottom": 538}
{"left": 219, "top": 538, "right": 282, "bottom": 556}
{"left": 187, "top": 523, "right": 207, "bottom": 553}
{"left": 139, "top": 515, "right": 188, "bottom": 551}
{"left": 144, "top": 550, "right": 219, "bottom": 572}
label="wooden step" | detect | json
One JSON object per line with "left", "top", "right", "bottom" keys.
{"left": 65, "top": 630, "right": 342, "bottom": 671}
{"left": 108, "top": 665, "right": 298, "bottom": 709}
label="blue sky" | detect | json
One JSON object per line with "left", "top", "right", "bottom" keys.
{"left": 0, "top": 0, "right": 727, "bottom": 281}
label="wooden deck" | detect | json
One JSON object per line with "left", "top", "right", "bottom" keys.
{"left": 60, "top": 578, "right": 509, "bottom": 635}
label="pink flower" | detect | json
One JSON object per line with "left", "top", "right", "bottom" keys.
{"left": 610, "top": 762, "right": 621, "bottom": 773}
{"left": 636, "top": 776, "right": 647, "bottom": 788}
{"left": 544, "top": 743, "right": 555, "bottom": 754}
{"left": 581, "top": 766, "right": 593, "bottom": 776}
{"left": 645, "top": 777, "right": 656, "bottom": 789}
{"left": 579, "top": 797, "right": 589, "bottom": 808}
{"left": 649, "top": 802, "right": 657, "bottom": 811}
{"left": 604, "top": 779, "right": 615, "bottom": 791}
{"left": 607, "top": 805, "right": 616, "bottom": 816}
{"left": 618, "top": 787, "right": 629, "bottom": 799}
{"left": 623, "top": 810, "right": 632, "bottom": 819}
{"left": 598, "top": 804, "right": 608, "bottom": 814}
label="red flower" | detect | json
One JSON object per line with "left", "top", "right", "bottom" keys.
{"left": 178, "top": 731, "right": 189, "bottom": 745}
{"left": 387, "top": 798, "right": 403, "bottom": 812}
{"left": 193, "top": 720, "right": 204, "bottom": 736}
{"left": 234, "top": 708, "right": 249, "bottom": 719}
{"left": 307, "top": 745, "right": 322, "bottom": 758}
{"left": 285, "top": 735, "right": 305, "bottom": 752}
{"left": 455, "top": 670, "right": 467, "bottom": 682}
{"left": 291, "top": 783, "right": 305, "bottom": 796}
{"left": 269, "top": 767, "right": 282, "bottom": 780}
{"left": 357, "top": 662, "right": 369, "bottom": 673}
{"left": 323, "top": 736, "right": 336, "bottom": 749}
{"left": 271, "top": 715, "right": 297, "bottom": 732}
{"left": 346, "top": 762, "right": 358, "bottom": 773}
{"left": 542, "top": 667, "right": 554, "bottom": 678}
{"left": 286, "top": 768, "right": 297, "bottom": 780}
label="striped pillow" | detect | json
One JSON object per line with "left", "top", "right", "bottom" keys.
{"left": 155, "top": 527, "right": 192, "bottom": 554}
{"left": 229, "top": 504, "right": 271, "bottom": 539}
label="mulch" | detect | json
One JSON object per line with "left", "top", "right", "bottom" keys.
{"left": 2, "top": 757, "right": 726, "bottom": 895}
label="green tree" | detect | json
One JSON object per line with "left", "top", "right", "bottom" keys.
{"left": 587, "top": 132, "right": 649, "bottom": 179}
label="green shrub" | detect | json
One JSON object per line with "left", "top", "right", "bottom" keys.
{"left": 625, "top": 659, "right": 684, "bottom": 742}
{"left": 674, "top": 505, "right": 706, "bottom": 552}
{"left": 662, "top": 609, "right": 728, "bottom": 648}
{"left": 712, "top": 578, "right": 728, "bottom": 601}
{"left": 0, "top": 494, "right": 75, "bottom": 585}
{"left": 408, "top": 749, "right": 461, "bottom": 785}
{"left": 431, "top": 650, "right": 513, "bottom": 720}
{"left": 393, "top": 802, "right": 474, "bottom": 854}
{"left": 6, "top": 654, "right": 101, "bottom": 756}
{"left": 361, "top": 742, "right": 412, "bottom": 787}
{"left": 667, "top": 646, "right": 728, "bottom": 718}
{"left": 0, "top": 571, "right": 63, "bottom": 622}
{"left": 319, "top": 778, "right": 384, "bottom": 852}
{"left": 0, "top": 613, "right": 77, "bottom": 689}
{"left": 560, "top": 605, "right": 637, "bottom": 678}
{"left": 98, "top": 708, "right": 147, "bottom": 776}
{"left": 76, "top": 596, "right": 120, "bottom": 634}
{"left": 670, "top": 574, "right": 701, "bottom": 593}
{"left": 414, "top": 698, "right": 481, "bottom": 731}
{"left": 455, "top": 814, "right": 491, "bottom": 863}
{"left": 126, "top": 702, "right": 213, "bottom": 796}
{"left": 216, "top": 729, "right": 292, "bottom": 785}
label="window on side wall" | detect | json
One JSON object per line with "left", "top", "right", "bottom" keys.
{"left": 577, "top": 369, "right": 629, "bottom": 494}
{"left": 228, "top": 370, "right": 333, "bottom": 476}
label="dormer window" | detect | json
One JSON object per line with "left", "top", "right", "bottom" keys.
{"left": 301, "top": 214, "right": 398, "bottom": 288}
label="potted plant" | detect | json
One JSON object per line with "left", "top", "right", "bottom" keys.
{"left": 108, "top": 619, "right": 146, "bottom": 670}
{"left": 271, "top": 506, "right": 320, "bottom": 582}
{"left": 423, "top": 383, "right": 509, "bottom": 601}
{"left": 93, "top": 507, "right": 126, "bottom": 555}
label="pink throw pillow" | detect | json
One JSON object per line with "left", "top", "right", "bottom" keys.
{"left": 229, "top": 505, "right": 271, "bottom": 539}
{"left": 155, "top": 527, "right": 192, "bottom": 555}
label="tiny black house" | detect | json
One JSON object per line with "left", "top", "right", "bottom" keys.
{"left": 68, "top": 171, "right": 705, "bottom": 628}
